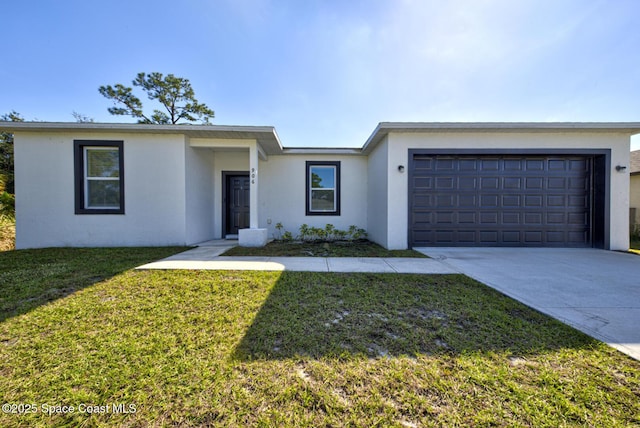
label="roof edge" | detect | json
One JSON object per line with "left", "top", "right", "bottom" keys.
{"left": 362, "top": 122, "right": 640, "bottom": 154}
{"left": 0, "top": 121, "right": 278, "bottom": 133}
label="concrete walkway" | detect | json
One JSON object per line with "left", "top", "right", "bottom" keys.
{"left": 136, "top": 241, "right": 457, "bottom": 273}
{"left": 418, "top": 247, "right": 640, "bottom": 361}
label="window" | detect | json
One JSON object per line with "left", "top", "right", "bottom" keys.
{"left": 74, "top": 140, "right": 124, "bottom": 214}
{"left": 306, "top": 161, "right": 340, "bottom": 215}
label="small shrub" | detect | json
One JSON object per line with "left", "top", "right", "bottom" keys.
{"left": 0, "top": 191, "right": 15, "bottom": 219}
{"left": 274, "top": 222, "right": 284, "bottom": 240}
{"left": 348, "top": 225, "right": 367, "bottom": 241}
{"left": 299, "top": 224, "right": 310, "bottom": 241}
{"left": 324, "top": 224, "right": 336, "bottom": 240}
{"left": 0, "top": 215, "right": 15, "bottom": 251}
{"left": 274, "top": 222, "right": 368, "bottom": 243}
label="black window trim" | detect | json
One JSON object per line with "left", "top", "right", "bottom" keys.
{"left": 305, "top": 160, "right": 341, "bottom": 216}
{"left": 74, "top": 140, "right": 125, "bottom": 215}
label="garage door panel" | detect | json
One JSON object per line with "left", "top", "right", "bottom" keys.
{"left": 501, "top": 212, "right": 520, "bottom": 224}
{"left": 525, "top": 177, "right": 544, "bottom": 189}
{"left": 458, "top": 176, "right": 477, "bottom": 189}
{"left": 568, "top": 212, "right": 588, "bottom": 225}
{"left": 481, "top": 177, "right": 499, "bottom": 189}
{"left": 480, "top": 194, "right": 499, "bottom": 207}
{"left": 569, "top": 159, "right": 589, "bottom": 171}
{"left": 502, "top": 231, "right": 521, "bottom": 243}
{"left": 435, "top": 177, "right": 455, "bottom": 189}
{"left": 459, "top": 159, "right": 478, "bottom": 171}
{"left": 412, "top": 194, "right": 431, "bottom": 208}
{"left": 458, "top": 212, "right": 477, "bottom": 223}
{"left": 548, "top": 177, "right": 566, "bottom": 189}
{"left": 410, "top": 154, "right": 592, "bottom": 247}
{"left": 523, "top": 231, "right": 543, "bottom": 244}
{"left": 436, "top": 212, "right": 454, "bottom": 224}
{"left": 504, "top": 177, "right": 522, "bottom": 189}
{"left": 569, "top": 195, "right": 588, "bottom": 208}
{"left": 412, "top": 211, "right": 432, "bottom": 224}
{"left": 504, "top": 159, "right": 523, "bottom": 171}
{"left": 413, "top": 176, "right": 432, "bottom": 189}
{"left": 569, "top": 231, "right": 588, "bottom": 244}
{"left": 569, "top": 177, "right": 588, "bottom": 190}
{"left": 524, "top": 212, "right": 542, "bottom": 224}
{"left": 525, "top": 159, "right": 545, "bottom": 171}
{"left": 435, "top": 159, "right": 455, "bottom": 171}
{"left": 479, "top": 231, "right": 499, "bottom": 243}
{"left": 546, "top": 212, "right": 565, "bottom": 224}
{"left": 546, "top": 231, "right": 565, "bottom": 243}
{"left": 459, "top": 194, "right": 477, "bottom": 207}
{"left": 481, "top": 159, "right": 500, "bottom": 170}
{"left": 437, "top": 194, "right": 455, "bottom": 207}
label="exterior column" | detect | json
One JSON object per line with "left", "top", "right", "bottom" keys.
{"left": 249, "top": 142, "right": 259, "bottom": 228}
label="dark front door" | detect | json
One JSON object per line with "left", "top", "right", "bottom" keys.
{"left": 224, "top": 174, "right": 250, "bottom": 236}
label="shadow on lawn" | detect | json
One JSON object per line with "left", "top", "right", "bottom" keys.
{"left": 0, "top": 247, "right": 187, "bottom": 323}
{"left": 233, "top": 272, "right": 598, "bottom": 360}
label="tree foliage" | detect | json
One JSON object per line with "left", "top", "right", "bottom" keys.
{"left": 99, "top": 72, "right": 215, "bottom": 125}
{"left": 0, "top": 111, "right": 24, "bottom": 195}
{"left": 72, "top": 111, "right": 94, "bottom": 123}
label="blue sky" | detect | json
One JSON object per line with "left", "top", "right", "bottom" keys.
{"left": 2, "top": 0, "right": 640, "bottom": 148}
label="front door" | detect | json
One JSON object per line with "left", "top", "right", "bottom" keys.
{"left": 224, "top": 173, "right": 250, "bottom": 236}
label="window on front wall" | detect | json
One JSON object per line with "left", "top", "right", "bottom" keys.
{"left": 74, "top": 140, "right": 124, "bottom": 214}
{"left": 306, "top": 161, "right": 340, "bottom": 215}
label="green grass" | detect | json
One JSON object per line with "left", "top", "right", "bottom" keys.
{"left": 223, "top": 239, "right": 427, "bottom": 258}
{"left": 631, "top": 236, "right": 640, "bottom": 251}
{"left": 0, "top": 247, "right": 187, "bottom": 322}
{"left": 1, "top": 248, "right": 639, "bottom": 427}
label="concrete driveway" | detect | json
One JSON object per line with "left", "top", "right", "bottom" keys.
{"left": 417, "top": 247, "right": 640, "bottom": 361}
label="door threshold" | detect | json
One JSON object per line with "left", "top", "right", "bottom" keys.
{"left": 225, "top": 234, "right": 238, "bottom": 239}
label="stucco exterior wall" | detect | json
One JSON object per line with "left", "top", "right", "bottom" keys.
{"left": 366, "top": 137, "right": 389, "bottom": 247}
{"left": 14, "top": 132, "right": 188, "bottom": 248}
{"left": 259, "top": 154, "right": 368, "bottom": 240}
{"left": 185, "top": 145, "right": 215, "bottom": 244}
{"left": 385, "top": 131, "right": 631, "bottom": 250}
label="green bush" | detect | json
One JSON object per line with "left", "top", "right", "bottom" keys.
{"left": 272, "top": 223, "right": 367, "bottom": 242}
{"left": 0, "top": 191, "right": 15, "bottom": 219}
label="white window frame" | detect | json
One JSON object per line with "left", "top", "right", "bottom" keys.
{"left": 305, "top": 161, "right": 341, "bottom": 216}
{"left": 74, "top": 140, "right": 124, "bottom": 215}
{"left": 84, "top": 147, "right": 121, "bottom": 209}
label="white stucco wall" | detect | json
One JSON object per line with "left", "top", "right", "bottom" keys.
{"left": 384, "top": 131, "right": 631, "bottom": 250}
{"left": 366, "top": 137, "right": 389, "bottom": 248}
{"left": 259, "top": 154, "right": 368, "bottom": 240}
{"left": 14, "top": 132, "right": 188, "bottom": 248}
{"left": 185, "top": 145, "right": 215, "bottom": 244}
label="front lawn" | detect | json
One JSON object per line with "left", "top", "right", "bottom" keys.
{"left": 1, "top": 248, "right": 638, "bottom": 427}
{"left": 223, "top": 239, "right": 427, "bottom": 257}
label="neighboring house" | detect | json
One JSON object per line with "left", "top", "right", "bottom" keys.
{"left": 630, "top": 150, "right": 640, "bottom": 234}
{"left": 1, "top": 121, "right": 639, "bottom": 251}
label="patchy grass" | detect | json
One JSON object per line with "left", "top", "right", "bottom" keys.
{"left": 0, "top": 249, "right": 639, "bottom": 427}
{"left": 0, "top": 246, "right": 187, "bottom": 322}
{"left": 630, "top": 236, "right": 640, "bottom": 251}
{"left": 0, "top": 215, "right": 14, "bottom": 251}
{"left": 223, "top": 239, "right": 427, "bottom": 258}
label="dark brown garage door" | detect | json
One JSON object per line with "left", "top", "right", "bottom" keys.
{"left": 409, "top": 155, "right": 593, "bottom": 247}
